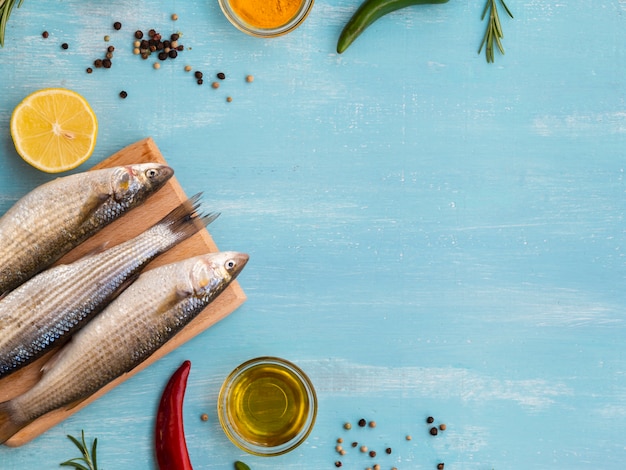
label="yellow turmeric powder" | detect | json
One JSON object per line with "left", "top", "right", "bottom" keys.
{"left": 230, "top": 0, "right": 303, "bottom": 29}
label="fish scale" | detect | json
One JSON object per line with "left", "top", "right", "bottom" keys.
{"left": 0, "top": 251, "right": 247, "bottom": 440}
{"left": 0, "top": 164, "right": 173, "bottom": 295}
{"left": 0, "top": 196, "right": 218, "bottom": 379}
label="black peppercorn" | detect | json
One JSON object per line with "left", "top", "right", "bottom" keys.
{"left": 42, "top": 31, "right": 49, "bottom": 38}
{"left": 430, "top": 427, "right": 438, "bottom": 436}
{"left": 217, "top": 72, "right": 226, "bottom": 80}
{"left": 176, "top": 44, "right": 184, "bottom": 51}
{"left": 385, "top": 447, "right": 392, "bottom": 454}
{"left": 168, "top": 50, "right": 178, "bottom": 59}
{"left": 369, "top": 450, "right": 376, "bottom": 458}
{"left": 194, "top": 71, "right": 203, "bottom": 79}
{"left": 102, "top": 58, "right": 112, "bottom": 68}
{"left": 358, "top": 418, "right": 366, "bottom": 427}
{"left": 197, "top": 79, "right": 203, "bottom": 85}
{"left": 86, "top": 67, "right": 93, "bottom": 74}
{"left": 334, "top": 462, "right": 342, "bottom": 468}
{"left": 437, "top": 464, "right": 445, "bottom": 470}
{"left": 427, "top": 416, "right": 434, "bottom": 424}
{"left": 61, "top": 43, "right": 69, "bottom": 50}
{"left": 158, "top": 52, "right": 168, "bottom": 60}
{"left": 94, "top": 59, "right": 103, "bottom": 68}
{"left": 107, "top": 45, "right": 115, "bottom": 53}
{"left": 113, "top": 21, "right": 122, "bottom": 30}
{"left": 135, "top": 30, "right": 144, "bottom": 39}
{"left": 119, "top": 91, "right": 128, "bottom": 99}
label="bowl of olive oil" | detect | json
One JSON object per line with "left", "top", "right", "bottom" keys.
{"left": 218, "top": 356, "right": 317, "bottom": 456}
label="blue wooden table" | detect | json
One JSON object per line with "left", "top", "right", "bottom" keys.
{"left": 1, "top": 0, "right": 625, "bottom": 468}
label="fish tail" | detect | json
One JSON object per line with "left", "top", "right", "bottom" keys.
{"left": 0, "top": 401, "right": 24, "bottom": 445}
{"left": 159, "top": 193, "right": 220, "bottom": 243}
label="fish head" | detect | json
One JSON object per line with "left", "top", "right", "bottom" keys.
{"left": 110, "top": 163, "right": 174, "bottom": 203}
{"left": 188, "top": 251, "right": 249, "bottom": 297}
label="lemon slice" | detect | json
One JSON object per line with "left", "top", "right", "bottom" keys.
{"left": 10, "top": 88, "right": 98, "bottom": 173}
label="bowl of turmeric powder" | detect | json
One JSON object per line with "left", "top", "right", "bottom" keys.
{"left": 218, "top": 0, "right": 314, "bottom": 37}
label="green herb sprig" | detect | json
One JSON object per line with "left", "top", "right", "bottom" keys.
{"left": 0, "top": 0, "right": 24, "bottom": 47}
{"left": 60, "top": 430, "right": 99, "bottom": 470}
{"left": 478, "top": 0, "right": 513, "bottom": 63}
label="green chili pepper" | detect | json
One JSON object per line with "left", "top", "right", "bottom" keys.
{"left": 336, "top": 0, "right": 449, "bottom": 54}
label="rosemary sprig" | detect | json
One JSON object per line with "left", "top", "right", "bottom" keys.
{"left": 0, "top": 0, "right": 24, "bottom": 47}
{"left": 60, "top": 430, "right": 99, "bottom": 470}
{"left": 478, "top": 0, "right": 513, "bottom": 63}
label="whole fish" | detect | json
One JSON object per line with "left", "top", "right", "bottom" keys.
{"left": 0, "top": 164, "right": 173, "bottom": 295}
{"left": 0, "top": 251, "right": 248, "bottom": 444}
{"left": 0, "top": 195, "right": 218, "bottom": 379}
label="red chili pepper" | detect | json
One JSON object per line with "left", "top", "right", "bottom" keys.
{"left": 155, "top": 360, "right": 193, "bottom": 470}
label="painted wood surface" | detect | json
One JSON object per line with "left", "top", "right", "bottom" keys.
{"left": 0, "top": 0, "right": 624, "bottom": 469}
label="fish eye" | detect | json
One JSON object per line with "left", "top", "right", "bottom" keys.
{"left": 145, "top": 168, "right": 158, "bottom": 179}
{"left": 226, "top": 259, "right": 236, "bottom": 270}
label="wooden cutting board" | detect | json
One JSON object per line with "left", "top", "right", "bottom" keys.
{"left": 0, "top": 137, "right": 247, "bottom": 447}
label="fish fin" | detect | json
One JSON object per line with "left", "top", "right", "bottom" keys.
{"left": 74, "top": 242, "right": 110, "bottom": 261}
{"left": 158, "top": 194, "right": 220, "bottom": 243}
{"left": 40, "top": 343, "right": 71, "bottom": 375}
{"left": 0, "top": 401, "right": 26, "bottom": 445}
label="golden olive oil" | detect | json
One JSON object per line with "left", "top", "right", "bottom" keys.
{"left": 225, "top": 362, "right": 311, "bottom": 447}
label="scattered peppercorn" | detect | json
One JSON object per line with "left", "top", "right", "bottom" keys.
{"left": 113, "top": 21, "right": 122, "bottom": 30}
{"left": 246, "top": 74, "right": 254, "bottom": 83}
{"left": 351, "top": 442, "right": 358, "bottom": 448}
{"left": 119, "top": 90, "right": 128, "bottom": 99}
{"left": 360, "top": 445, "right": 368, "bottom": 453}
{"left": 406, "top": 435, "right": 412, "bottom": 441}
{"left": 373, "top": 465, "right": 381, "bottom": 470}
{"left": 368, "top": 421, "right": 376, "bottom": 428}
{"left": 86, "top": 67, "right": 93, "bottom": 74}
{"left": 226, "top": 96, "right": 233, "bottom": 103}
{"left": 184, "top": 65, "right": 192, "bottom": 72}
{"left": 358, "top": 418, "right": 367, "bottom": 427}
{"left": 427, "top": 416, "right": 434, "bottom": 424}
{"left": 153, "top": 62, "right": 160, "bottom": 69}
{"left": 194, "top": 71, "right": 203, "bottom": 79}
{"left": 197, "top": 79, "right": 203, "bottom": 85}
{"left": 336, "top": 437, "right": 343, "bottom": 444}
{"left": 171, "top": 33, "right": 180, "bottom": 41}
{"left": 107, "top": 45, "right": 115, "bottom": 53}
{"left": 211, "top": 82, "right": 219, "bottom": 89}
{"left": 102, "top": 58, "right": 112, "bottom": 68}
{"left": 135, "top": 30, "right": 143, "bottom": 39}
{"left": 429, "top": 427, "right": 438, "bottom": 436}
{"left": 42, "top": 31, "right": 49, "bottom": 39}
{"left": 104, "top": 35, "right": 110, "bottom": 41}
{"left": 369, "top": 450, "right": 376, "bottom": 458}
{"left": 171, "top": 13, "right": 179, "bottom": 21}
{"left": 61, "top": 43, "right": 69, "bottom": 50}
{"left": 200, "top": 413, "right": 209, "bottom": 421}
{"left": 439, "top": 423, "right": 447, "bottom": 431}
{"left": 94, "top": 59, "right": 103, "bottom": 68}
{"left": 385, "top": 447, "right": 392, "bottom": 454}
{"left": 217, "top": 72, "right": 226, "bottom": 80}
{"left": 343, "top": 423, "right": 352, "bottom": 430}
{"left": 334, "top": 462, "right": 342, "bottom": 468}
{"left": 437, "top": 464, "right": 445, "bottom": 470}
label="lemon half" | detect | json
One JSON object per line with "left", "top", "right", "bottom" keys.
{"left": 10, "top": 88, "right": 98, "bottom": 173}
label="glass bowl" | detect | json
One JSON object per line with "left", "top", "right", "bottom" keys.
{"left": 218, "top": 0, "right": 314, "bottom": 38}
{"left": 217, "top": 356, "right": 317, "bottom": 456}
